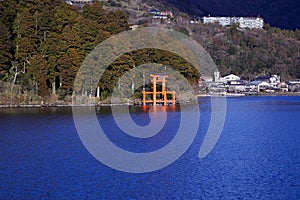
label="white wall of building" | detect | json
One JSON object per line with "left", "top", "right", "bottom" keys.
{"left": 219, "top": 74, "right": 241, "bottom": 82}
{"left": 203, "top": 16, "right": 264, "bottom": 29}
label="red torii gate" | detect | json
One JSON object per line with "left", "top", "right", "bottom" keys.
{"left": 142, "top": 74, "right": 176, "bottom": 106}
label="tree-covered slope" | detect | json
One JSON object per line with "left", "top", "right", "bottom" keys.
{"left": 189, "top": 23, "right": 300, "bottom": 80}
{"left": 0, "top": 0, "right": 129, "bottom": 100}
{"left": 0, "top": 0, "right": 300, "bottom": 104}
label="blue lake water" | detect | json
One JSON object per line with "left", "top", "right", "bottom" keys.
{"left": 0, "top": 96, "right": 300, "bottom": 199}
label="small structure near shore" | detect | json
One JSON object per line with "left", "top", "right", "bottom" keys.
{"left": 142, "top": 74, "right": 176, "bottom": 106}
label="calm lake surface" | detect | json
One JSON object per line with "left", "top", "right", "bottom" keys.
{"left": 1, "top": 96, "right": 299, "bottom": 199}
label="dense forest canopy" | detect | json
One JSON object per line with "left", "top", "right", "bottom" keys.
{"left": 0, "top": 0, "right": 130, "bottom": 100}
{"left": 0, "top": 0, "right": 200, "bottom": 103}
{"left": 0, "top": 0, "right": 300, "bottom": 104}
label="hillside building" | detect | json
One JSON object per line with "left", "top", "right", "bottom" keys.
{"left": 149, "top": 9, "right": 173, "bottom": 19}
{"left": 202, "top": 16, "right": 264, "bottom": 29}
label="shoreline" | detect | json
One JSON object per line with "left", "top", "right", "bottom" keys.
{"left": 1, "top": 93, "right": 300, "bottom": 108}
{"left": 197, "top": 92, "right": 300, "bottom": 97}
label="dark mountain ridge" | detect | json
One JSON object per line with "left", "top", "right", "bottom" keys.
{"left": 152, "top": 0, "right": 300, "bottom": 30}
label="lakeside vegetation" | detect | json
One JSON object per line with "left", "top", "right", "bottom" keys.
{"left": 0, "top": 0, "right": 300, "bottom": 105}
{"left": 0, "top": 0, "right": 129, "bottom": 104}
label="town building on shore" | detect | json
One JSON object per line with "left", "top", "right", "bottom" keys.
{"left": 199, "top": 71, "right": 296, "bottom": 95}
{"left": 287, "top": 79, "right": 300, "bottom": 92}
{"left": 253, "top": 75, "right": 281, "bottom": 87}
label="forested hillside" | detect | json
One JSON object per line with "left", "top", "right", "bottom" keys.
{"left": 95, "top": 0, "right": 300, "bottom": 82}
{"left": 0, "top": 0, "right": 300, "bottom": 105}
{"left": 0, "top": 0, "right": 198, "bottom": 104}
{"left": 189, "top": 23, "right": 300, "bottom": 81}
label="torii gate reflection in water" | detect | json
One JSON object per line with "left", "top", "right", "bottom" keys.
{"left": 142, "top": 74, "right": 176, "bottom": 106}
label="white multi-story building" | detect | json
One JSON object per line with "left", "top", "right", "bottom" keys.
{"left": 202, "top": 16, "right": 264, "bottom": 29}
{"left": 203, "top": 17, "right": 231, "bottom": 26}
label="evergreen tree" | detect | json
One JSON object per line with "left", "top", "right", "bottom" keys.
{"left": 28, "top": 54, "right": 49, "bottom": 97}
{"left": 0, "top": 21, "right": 13, "bottom": 79}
